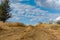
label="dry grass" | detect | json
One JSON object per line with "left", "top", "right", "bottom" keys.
{"left": 0, "top": 22, "right": 60, "bottom": 40}
{"left": 0, "top": 21, "right": 26, "bottom": 27}
{"left": 0, "top": 21, "right": 26, "bottom": 31}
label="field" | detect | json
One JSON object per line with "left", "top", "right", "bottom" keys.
{"left": 0, "top": 22, "right": 60, "bottom": 40}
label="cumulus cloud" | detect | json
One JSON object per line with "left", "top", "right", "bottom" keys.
{"left": 9, "top": 2, "right": 60, "bottom": 23}
{"left": 10, "top": 3, "right": 48, "bottom": 17}
{"left": 55, "top": 16, "right": 60, "bottom": 21}
{"left": 7, "top": 0, "right": 60, "bottom": 24}
{"left": 0, "top": 0, "right": 59, "bottom": 24}
{"left": 35, "top": 0, "right": 60, "bottom": 10}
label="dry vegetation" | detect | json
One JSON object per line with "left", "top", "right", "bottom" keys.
{"left": 0, "top": 22, "right": 60, "bottom": 40}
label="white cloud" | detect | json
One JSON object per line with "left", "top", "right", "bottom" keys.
{"left": 10, "top": 0, "right": 30, "bottom": 3}
{"left": 10, "top": 3, "right": 48, "bottom": 17}
{"left": 35, "top": 0, "right": 60, "bottom": 10}
{"left": 56, "top": 16, "right": 60, "bottom": 21}
{"left": 9, "top": 1, "right": 60, "bottom": 23}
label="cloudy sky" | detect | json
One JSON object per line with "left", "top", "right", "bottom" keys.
{"left": 1, "top": 0, "right": 60, "bottom": 25}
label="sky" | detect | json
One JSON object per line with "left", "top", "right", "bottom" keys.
{"left": 1, "top": 0, "right": 60, "bottom": 25}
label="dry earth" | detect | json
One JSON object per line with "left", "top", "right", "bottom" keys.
{"left": 0, "top": 22, "right": 60, "bottom": 40}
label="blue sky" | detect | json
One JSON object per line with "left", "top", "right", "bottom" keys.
{"left": 1, "top": 0, "right": 60, "bottom": 25}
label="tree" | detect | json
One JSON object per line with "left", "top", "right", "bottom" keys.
{"left": 56, "top": 20, "right": 60, "bottom": 24}
{"left": 0, "top": 0, "right": 11, "bottom": 22}
{"left": 49, "top": 19, "right": 54, "bottom": 24}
